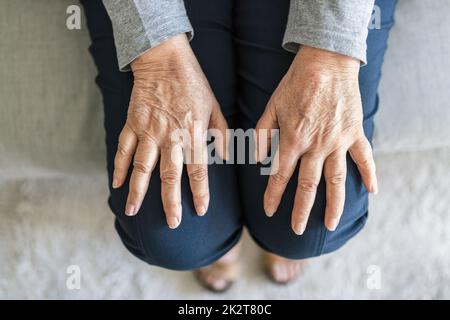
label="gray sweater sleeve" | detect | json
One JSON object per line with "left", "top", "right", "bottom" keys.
{"left": 283, "top": 0, "right": 375, "bottom": 64}
{"left": 102, "top": 0, "right": 193, "bottom": 71}
{"left": 103, "top": 0, "right": 374, "bottom": 71}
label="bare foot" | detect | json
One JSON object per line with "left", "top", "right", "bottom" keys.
{"left": 194, "top": 243, "right": 241, "bottom": 292}
{"left": 264, "top": 252, "right": 305, "bottom": 284}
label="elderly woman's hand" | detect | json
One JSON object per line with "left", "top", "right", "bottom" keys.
{"left": 113, "top": 34, "right": 228, "bottom": 229}
{"left": 256, "top": 46, "right": 378, "bottom": 235}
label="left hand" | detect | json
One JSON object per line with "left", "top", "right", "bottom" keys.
{"left": 255, "top": 46, "right": 378, "bottom": 235}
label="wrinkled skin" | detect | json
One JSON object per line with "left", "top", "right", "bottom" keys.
{"left": 256, "top": 46, "right": 378, "bottom": 235}
{"left": 112, "top": 34, "right": 228, "bottom": 229}
{"left": 113, "top": 33, "right": 377, "bottom": 234}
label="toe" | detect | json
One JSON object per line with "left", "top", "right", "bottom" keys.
{"left": 273, "top": 264, "right": 289, "bottom": 283}
{"left": 265, "top": 252, "right": 305, "bottom": 284}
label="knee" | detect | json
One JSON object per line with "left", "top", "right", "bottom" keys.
{"left": 249, "top": 221, "right": 328, "bottom": 260}
{"left": 140, "top": 233, "right": 228, "bottom": 271}
{"left": 247, "top": 210, "right": 368, "bottom": 261}
{"left": 114, "top": 206, "right": 242, "bottom": 271}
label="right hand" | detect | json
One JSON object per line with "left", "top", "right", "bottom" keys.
{"left": 112, "top": 34, "right": 228, "bottom": 229}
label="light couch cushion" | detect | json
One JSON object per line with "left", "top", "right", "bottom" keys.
{"left": 0, "top": 0, "right": 104, "bottom": 178}
{"left": 374, "top": 0, "right": 450, "bottom": 153}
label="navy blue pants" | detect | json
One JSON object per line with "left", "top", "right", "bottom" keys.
{"left": 82, "top": 0, "right": 397, "bottom": 270}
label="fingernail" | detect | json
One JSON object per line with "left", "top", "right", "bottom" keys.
{"left": 372, "top": 182, "right": 379, "bottom": 195}
{"left": 265, "top": 207, "right": 275, "bottom": 218}
{"left": 112, "top": 176, "right": 119, "bottom": 188}
{"left": 196, "top": 205, "right": 207, "bottom": 216}
{"left": 328, "top": 218, "right": 339, "bottom": 231}
{"left": 167, "top": 217, "right": 180, "bottom": 229}
{"left": 293, "top": 221, "right": 306, "bottom": 235}
{"left": 125, "top": 204, "right": 136, "bottom": 216}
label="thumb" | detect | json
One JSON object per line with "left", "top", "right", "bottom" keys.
{"left": 209, "top": 104, "right": 229, "bottom": 161}
{"left": 255, "top": 104, "right": 278, "bottom": 163}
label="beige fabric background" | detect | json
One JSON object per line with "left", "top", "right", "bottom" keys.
{"left": 1, "top": 0, "right": 449, "bottom": 299}
{"left": 0, "top": 0, "right": 104, "bottom": 179}
{"left": 375, "top": 0, "right": 450, "bottom": 152}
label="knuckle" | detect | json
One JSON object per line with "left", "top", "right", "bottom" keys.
{"left": 357, "top": 134, "right": 369, "bottom": 144}
{"left": 188, "top": 167, "right": 208, "bottom": 182}
{"left": 138, "top": 133, "right": 159, "bottom": 146}
{"left": 193, "top": 192, "right": 209, "bottom": 202}
{"left": 264, "top": 194, "right": 275, "bottom": 204}
{"left": 292, "top": 128, "right": 308, "bottom": 142}
{"left": 133, "top": 160, "right": 152, "bottom": 174}
{"left": 285, "top": 133, "right": 301, "bottom": 145}
{"left": 327, "top": 211, "right": 342, "bottom": 220}
{"left": 327, "top": 173, "right": 346, "bottom": 186}
{"left": 287, "top": 135, "right": 307, "bottom": 151}
{"left": 264, "top": 192, "right": 277, "bottom": 206}
{"left": 271, "top": 172, "right": 290, "bottom": 186}
{"left": 332, "top": 207, "right": 343, "bottom": 216}
{"left": 294, "top": 212, "right": 309, "bottom": 222}
{"left": 129, "top": 189, "right": 144, "bottom": 200}
{"left": 164, "top": 201, "right": 181, "bottom": 212}
{"left": 129, "top": 106, "right": 150, "bottom": 125}
{"left": 358, "top": 157, "right": 372, "bottom": 168}
{"left": 116, "top": 144, "right": 130, "bottom": 158}
{"left": 297, "top": 179, "right": 318, "bottom": 193}
{"left": 113, "top": 158, "right": 124, "bottom": 170}
{"left": 160, "top": 170, "right": 180, "bottom": 185}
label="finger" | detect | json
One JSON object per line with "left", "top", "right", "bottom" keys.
{"left": 349, "top": 136, "right": 378, "bottom": 194}
{"left": 209, "top": 104, "right": 229, "bottom": 161}
{"left": 264, "top": 139, "right": 299, "bottom": 217}
{"left": 323, "top": 151, "right": 347, "bottom": 231}
{"left": 291, "top": 154, "right": 324, "bottom": 235}
{"left": 125, "top": 139, "right": 159, "bottom": 216}
{"left": 113, "top": 123, "right": 137, "bottom": 188}
{"left": 187, "top": 127, "right": 209, "bottom": 216}
{"left": 255, "top": 106, "right": 278, "bottom": 163}
{"left": 160, "top": 143, "right": 183, "bottom": 229}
